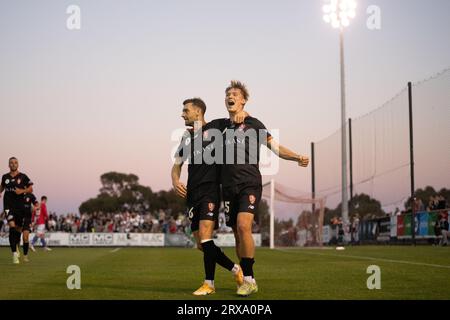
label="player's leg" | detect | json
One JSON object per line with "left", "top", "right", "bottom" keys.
{"left": 30, "top": 230, "right": 36, "bottom": 252}
{"left": 236, "top": 212, "right": 255, "bottom": 273}
{"left": 193, "top": 224, "right": 243, "bottom": 288}
{"left": 232, "top": 226, "right": 241, "bottom": 260}
{"left": 195, "top": 219, "right": 216, "bottom": 294}
{"left": 236, "top": 212, "right": 258, "bottom": 296}
{"left": 191, "top": 206, "right": 215, "bottom": 296}
{"left": 31, "top": 226, "right": 39, "bottom": 248}
{"left": 37, "top": 225, "right": 51, "bottom": 250}
{"left": 7, "top": 212, "right": 20, "bottom": 264}
{"left": 21, "top": 217, "right": 32, "bottom": 261}
{"left": 235, "top": 187, "right": 261, "bottom": 296}
{"left": 15, "top": 225, "right": 23, "bottom": 257}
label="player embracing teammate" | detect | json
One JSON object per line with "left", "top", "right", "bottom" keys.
{"left": 221, "top": 81, "right": 309, "bottom": 296}
{"left": 172, "top": 98, "right": 247, "bottom": 295}
{"left": 173, "top": 81, "right": 309, "bottom": 297}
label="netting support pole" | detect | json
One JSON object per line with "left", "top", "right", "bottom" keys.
{"left": 311, "top": 142, "right": 316, "bottom": 215}
{"left": 408, "top": 82, "right": 416, "bottom": 246}
{"left": 270, "top": 178, "right": 275, "bottom": 249}
{"left": 349, "top": 118, "right": 353, "bottom": 205}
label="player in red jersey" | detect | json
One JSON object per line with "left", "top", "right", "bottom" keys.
{"left": 30, "top": 196, "right": 52, "bottom": 251}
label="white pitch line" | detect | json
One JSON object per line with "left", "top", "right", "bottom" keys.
{"left": 275, "top": 248, "right": 450, "bottom": 270}
{"left": 109, "top": 248, "right": 121, "bottom": 253}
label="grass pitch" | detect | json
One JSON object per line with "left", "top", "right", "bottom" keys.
{"left": 1, "top": 245, "right": 449, "bottom": 300}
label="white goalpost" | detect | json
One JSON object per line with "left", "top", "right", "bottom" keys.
{"left": 262, "top": 179, "right": 326, "bottom": 249}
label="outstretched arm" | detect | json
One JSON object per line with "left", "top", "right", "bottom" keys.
{"left": 266, "top": 138, "right": 309, "bottom": 167}
{"left": 171, "top": 159, "right": 187, "bottom": 198}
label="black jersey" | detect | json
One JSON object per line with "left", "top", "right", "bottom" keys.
{"left": 1, "top": 172, "right": 33, "bottom": 210}
{"left": 23, "top": 193, "right": 37, "bottom": 212}
{"left": 220, "top": 116, "right": 271, "bottom": 187}
{"left": 175, "top": 119, "right": 226, "bottom": 191}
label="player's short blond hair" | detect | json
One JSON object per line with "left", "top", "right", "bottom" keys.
{"left": 226, "top": 80, "right": 249, "bottom": 103}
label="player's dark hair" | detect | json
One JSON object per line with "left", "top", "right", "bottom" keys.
{"left": 226, "top": 80, "right": 249, "bottom": 102}
{"left": 8, "top": 157, "right": 17, "bottom": 162}
{"left": 41, "top": 196, "right": 47, "bottom": 201}
{"left": 183, "top": 98, "right": 206, "bottom": 115}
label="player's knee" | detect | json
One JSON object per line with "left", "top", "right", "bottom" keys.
{"left": 237, "top": 222, "right": 252, "bottom": 235}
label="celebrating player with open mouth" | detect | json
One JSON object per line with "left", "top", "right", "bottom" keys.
{"left": 171, "top": 98, "right": 247, "bottom": 296}
{"left": 0, "top": 157, "right": 34, "bottom": 264}
{"left": 221, "top": 80, "right": 309, "bottom": 296}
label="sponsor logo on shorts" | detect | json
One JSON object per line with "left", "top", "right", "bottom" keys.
{"left": 249, "top": 194, "right": 256, "bottom": 205}
{"left": 208, "top": 202, "right": 215, "bottom": 212}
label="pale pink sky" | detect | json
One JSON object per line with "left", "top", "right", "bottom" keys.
{"left": 1, "top": 0, "right": 449, "bottom": 214}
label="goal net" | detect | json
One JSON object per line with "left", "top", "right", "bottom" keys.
{"left": 261, "top": 180, "right": 326, "bottom": 248}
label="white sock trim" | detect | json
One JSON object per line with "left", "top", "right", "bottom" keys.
{"left": 204, "top": 280, "right": 214, "bottom": 287}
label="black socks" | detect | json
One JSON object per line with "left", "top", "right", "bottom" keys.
{"left": 202, "top": 240, "right": 217, "bottom": 281}
{"left": 9, "top": 229, "right": 17, "bottom": 253}
{"left": 215, "top": 245, "right": 235, "bottom": 271}
{"left": 240, "top": 257, "right": 255, "bottom": 277}
{"left": 23, "top": 242, "right": 29, "bottom": 256}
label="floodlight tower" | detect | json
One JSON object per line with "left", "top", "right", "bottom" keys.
{"left": 322, "top": 0, "right": 357, "bottom": 225}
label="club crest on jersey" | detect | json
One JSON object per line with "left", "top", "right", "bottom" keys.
{"left": 17, "top": 178, "right": 21, "bottom": 185}
{"left": 249, "top": 194, "right": 256, "bottom": 205}
{"left": 203, "top": 130, "right": 209, "bottom": 139}
{"left": 185, "top": 137, "right": 191, "bottom": 146}
{"left": 208, "top": 202, "right": 215, "bottom": 212}
{"left": 238, "top": 123, "right": 246, "bottom": 131}
{"left": 5, "top": 179, "right": 9, "bottom": 184}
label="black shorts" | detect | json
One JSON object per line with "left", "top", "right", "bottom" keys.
{"left": 186, "top": 183, "right": 220, "bottom": 232}
{"left": 4, "top": 208, "right": 31, "bottom": 231}
{"left": 222, "top": 182, "right": 262, "bottom": 228}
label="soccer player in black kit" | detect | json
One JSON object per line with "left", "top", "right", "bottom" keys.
{"left": 21, "top": 192, "right": 38, "bottom": 261}
{"left": 171, "top": 98, "right": 247, "bottom": 295}
{"left": 0, "top": 157, "right": 34, "bottom": 264}
{"left": 221, "top": 81, "right": 309, "bottom": 296}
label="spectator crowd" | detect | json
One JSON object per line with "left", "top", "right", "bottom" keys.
{"left": 44, "top": 210, "right": 191, "bottom": 234}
